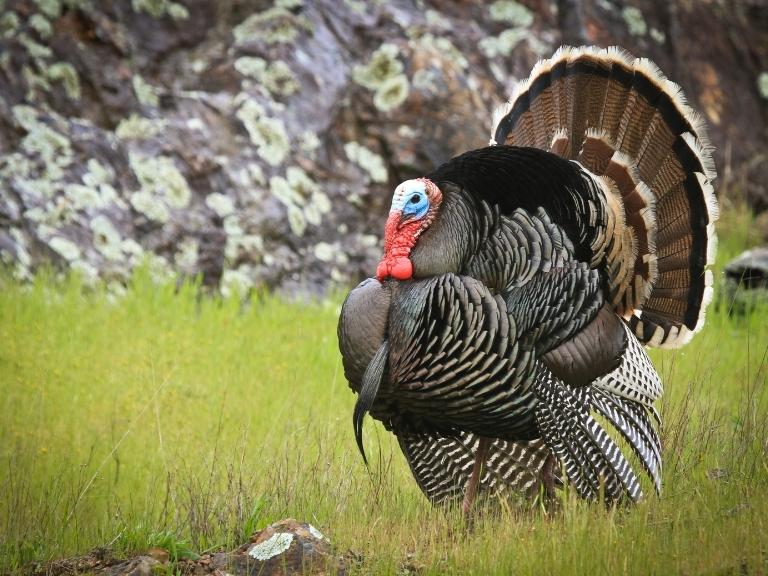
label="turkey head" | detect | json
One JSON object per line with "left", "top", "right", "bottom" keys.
{"left": 376, "top": 178, "right": 443, "bottom": 281}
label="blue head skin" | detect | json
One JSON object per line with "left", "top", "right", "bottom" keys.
{"left": 392, "top": 180, "right": 430, "bottom": 221}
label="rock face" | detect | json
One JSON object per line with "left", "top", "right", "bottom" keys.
{"left": 1, "top": 0, "right": 766, "bottom": 294}
{"left": 723, "top": 246, "right": 768, "bottom": 311}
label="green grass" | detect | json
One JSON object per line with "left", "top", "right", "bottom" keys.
{"left": 1, "top": 205, "right": 767, "bottom": 575}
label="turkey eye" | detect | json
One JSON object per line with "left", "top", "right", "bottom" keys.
{"left": 410, "top": 195, "right": 421, "bottom": 204}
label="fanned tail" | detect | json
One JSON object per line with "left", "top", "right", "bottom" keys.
{"left": 398, "top": 432, "right": 554, "bottom": 505}
{"left": 592, "top": 322, "right": 663, "bottom": 494}
{"left": 534, "top": 368, "right": 643, "bottom": 502}
{"left": 534, "top": 322, "right": 663, "bottom": 501}
{"left": 492, "top": 46, "right": 718, "bottom": 349}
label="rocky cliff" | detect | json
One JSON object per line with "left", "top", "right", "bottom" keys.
{"left": 1, "top": 0, "right": 766, "bottom": 295}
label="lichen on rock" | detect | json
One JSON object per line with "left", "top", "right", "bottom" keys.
{"left": 33, "top": 0, "right": 61, "bottom": 19}
{"left": 270, "top": 167, "right": 330, "bottom": 236}
{"left": 90, "top": 214, "right": 124, "bottom": 261}
{"left": 233, "top": 6, "right": 311, "bottom": 47}
{"left": 29, "top": 14, "right": 52, "bottom": 39}
{"left": 0, "top": 0, "right": 764, "bottom": 298}
{"left": 132, "top": 0, "right": 189, "bottom": 20}
{"left": 234, "top": 57, "right": 299, "bottom": 97}
{"left": 489, "top": 0, "right": 533, "bottom": 27}
{"left": 236, "top": 98, "right": 290, "bottom": 166}
{"left": 205, "top": 193, "right": 235, "bottom": 218}
{"left": 622, "top": 6, "right": 647, "bottom": 37}
{"left": 344, "top": 142, "right": 388, "bottom": 183}
{"left": 115, "top": 114, "right": 163, "bottom": 140}
{"left": 47, "top": 62, "right": 81, "bottom": 100}
{"left": 353, "top": 44, "right": 404, "bottom": 90}
{"left": 132, "top": 75, "right": 160, "bottom": 107}
{"left": 129, "top": 153, "right": 191, "bottom": 210}
{"left": 758, "top": 72, "right": 768, "bottom": 100}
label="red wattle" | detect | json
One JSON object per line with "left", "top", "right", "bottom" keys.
{"left": 375, "top": 210, "right": 419, "bottom": 280}
{"left": 389, "top": 257, "right": 412, "bottom": 280}
{"left": 376, "top": 260, "right": 388, "bottom": 280}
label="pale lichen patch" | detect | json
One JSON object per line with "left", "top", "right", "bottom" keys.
{"left": 132, "top": 75, "right": 160, "bottom": 107}
{"left": 353, "top": 44, "right": 410, "bottom": 112}
{"left": 425, "top": 9, "right": 450, "bottom": 29}
{"left": 47, "top": 62, "right": 81, "bottom": 100}
{"left": 622, "top": 6, "right": 647, "bottom": 36}
{"left": 479, "top": 28, "right": 526, "bottom": 58}
{"left": 19, "top": 33, "right": 53, "bottom": 59}
{"left": 13, "top": 105, "right": 74, "bottom": 181}
{"left": 130, "top": 190, "right": 169, "bottom": 222}
{"left": 233, "top": 7, "right": 311, "bottom": 46}
{"left": 48, "top": 236, "right": 81, "bottom": 261}
{"left": 175, "top": 237, "right": 199, "bottom": 271}
{"left": 489, "top": 1, "right": 534, "bottom": 26}
{"left": 115, "top": 114, "right": 163, "bottom": 140}
{"left": 234, "top": 57, "right": 299, "bottom": 96}
{"left": 33, "top": 0, "right": 61, "bottom": 19}
{"left": 353, "top": 44, "right": 403, "bottom": 90}
{"left": 132, "top": 0, "right": 189, "bottom": 20}
{"left": 344, "top": 142, "right": 388, "bottom": 183}
{"left": 270, "top": 167, "right": 329, "bottom": 235}
{"left": 649, "top": 27, "right": 665, "bottom": 44}
{"left": 758, "top": 72, "right": 768, "bottom": 100}
{"left": 129, "top": 153, "right": 191, "bottom": 209}
{"left": 313, "top": 242, "right": 335, "bottom": 262}
{"left": 300, "top": 131, "right": 321, "bottom": 157}
{"left": 0, "top": 11, "right": 20, "bottom": 38}
{"left": 236, "top": 99, "right": 289, "bottom": 166}
{"left": 287, "top": 204, "right": 306, "bottom": 236}
{"left": 374, "top": 74, "right": 409, "bottom": 111}
{"left": 221, "top": 265, "right": 255, "bottom": 298}
{"left": 412, "top": 34, "right": 468, "bottom": 69}
{"left": 225, "top": 232, "right": 263, "bottom": 263}
{"left": 29, "top": 14, "right": 52, "bottom": 39}
{"left": 205, "top": 192, "right": 235, "bottom": 217}
{"left": 90, "top": 214, "right": 123, "bottom": 261}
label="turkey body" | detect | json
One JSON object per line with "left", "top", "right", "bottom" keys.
{"left": 338, "top": 46, "right": 718, "bottom": 506}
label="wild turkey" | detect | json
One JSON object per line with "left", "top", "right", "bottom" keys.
{"left": 338, "top": 46, "right": 718, "bottom": 509}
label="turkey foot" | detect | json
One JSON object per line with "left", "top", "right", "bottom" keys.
{"left": 462, "top": 436, "right": 491, "bottom": 517}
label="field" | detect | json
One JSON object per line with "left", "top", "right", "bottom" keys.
{"left": 1, "top": 205, "right": 767, "bottom": 575}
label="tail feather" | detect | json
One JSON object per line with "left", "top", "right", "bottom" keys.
{"left": 492, "top": 46, "right": 718, "bottom": 349}
{"left": 592, "top": 390, "right": 661, "bottom": 494}
{"left": 397, "top": 432, "right": 553, "bottom": 505}
{"left": 534, "top": 370, "right": 644, "bottom": 502}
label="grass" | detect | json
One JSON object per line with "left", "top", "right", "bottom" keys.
{"left": 1, "top": 204, "right": 767, "bottom": 575}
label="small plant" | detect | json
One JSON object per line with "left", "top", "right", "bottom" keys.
{"left": 147, "top": 530, "right": 200, "bottom": 562}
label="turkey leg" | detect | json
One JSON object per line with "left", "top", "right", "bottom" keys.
{"left": 462, "top": 436, "right": 491, "bottom": 515}
{"left": 540, "top": 452, "right": 557, "bottom": 498}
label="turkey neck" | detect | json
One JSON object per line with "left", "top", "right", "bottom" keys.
{"left": 408, "top": 185, "right": 478, "bottom": 278}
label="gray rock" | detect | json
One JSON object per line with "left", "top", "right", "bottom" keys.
{"left": 723, "top": 246, "right": 768, "bottom": 310}
{"left": 0, "top": 1, "right": 766, "bottom": 295}
{"left": 104, "top": 555, "right": 159, "bottom": 576}
{"left": 212, "top": 518, "right": 342, "bottom": 575}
